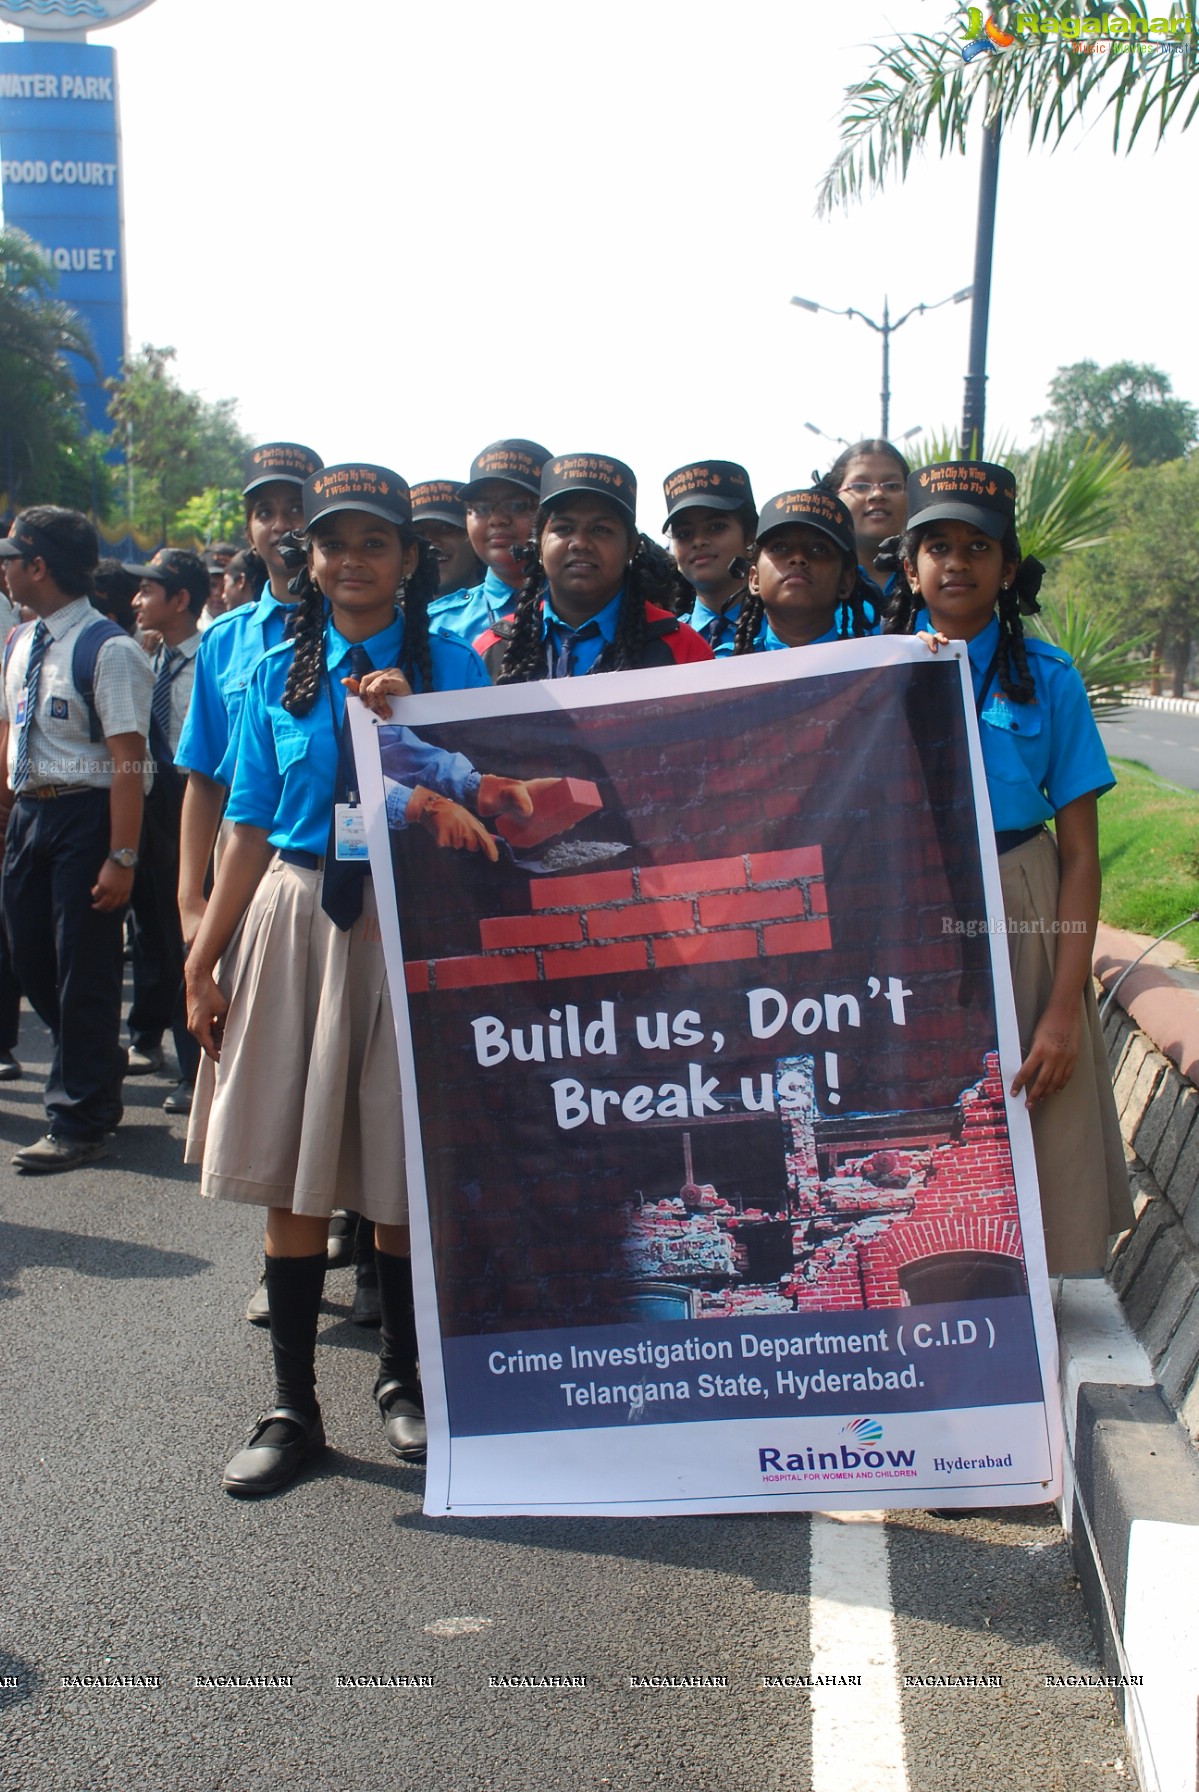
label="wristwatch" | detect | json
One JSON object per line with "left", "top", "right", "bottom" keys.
{"left": 108, "top": 847, "right": 139, "bottom": 870}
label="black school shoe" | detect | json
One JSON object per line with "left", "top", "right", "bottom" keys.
{"left": 374, "top": 1379, "right": 427, "bottom": 1463}
{"left": 12, "top": 1133, "right": 108, "bottom": 1173}
{"left": 221, "top": 1407, "right": 326, "bottom": 1497}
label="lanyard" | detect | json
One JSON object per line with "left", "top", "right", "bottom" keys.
{"left": 974, "top": 649, "right": 1000, "bottom": 717}
{"left": 324, "top": 665, "right": 359, "bottom": 806}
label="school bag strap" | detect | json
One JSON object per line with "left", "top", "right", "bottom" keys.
{"left": 72, "top": 615, "right": 180, "bottom": 790}
{"left": 2, "top": 618, "right": 34, "bottom": 679}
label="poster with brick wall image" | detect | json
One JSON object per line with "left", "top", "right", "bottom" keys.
{"left": 352, "top": 637, "right": 1062, "bottom": 1516}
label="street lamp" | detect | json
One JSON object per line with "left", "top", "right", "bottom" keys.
{"left": 789, "top": 288, "right": 972, "bottom": 439}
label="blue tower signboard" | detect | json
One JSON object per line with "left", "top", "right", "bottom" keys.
{"left": 0, "top": 0, "right": 157, "bottom": 436}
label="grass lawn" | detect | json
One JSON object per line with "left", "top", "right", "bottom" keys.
{"left": 1099, "top": 757, "right": 1199, "bottom": 961}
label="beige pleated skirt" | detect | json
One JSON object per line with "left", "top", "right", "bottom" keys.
{"left": 999, "top": 829, "right": 1133, "bottom": 1274}
{"left": 185, "top": 855, "right": 408, "bottom": 1224}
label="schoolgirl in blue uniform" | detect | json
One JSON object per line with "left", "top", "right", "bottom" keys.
{"left": 661, "top": 460, "right": 757, "bottom": 652}
{"left": 884, "top": 461, "right": 1133, "bottom": 1273}
{"left": 824, "top": 437, "right": 910, "bottom": 609}
{"left": 184, "top": 465, "right": 530, "bottom": 1497}
{"left": 448, "top": 438, "right": 552, "bottom": 648}
{"left": 476, "top": 455, "right": 713, "bottom": 681}
{"left": 176, "top": 442, "right": 323, "bottom": 948}
{"left": 729, "top": 488, "right": 878, "bottom": 657}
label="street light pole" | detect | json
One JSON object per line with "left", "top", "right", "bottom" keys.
{"left": 880, "top": 295, "right": 891, "bottom": 437}
{"left": 790, "top": 287, "right": 972, "bottom": 440}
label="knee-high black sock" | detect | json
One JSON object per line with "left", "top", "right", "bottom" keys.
{"left": 375, "top": 1249, "right": 420, "bottom": 1397}
{"left": 264, "top": 1251, "right": 327, "bottom": 1417}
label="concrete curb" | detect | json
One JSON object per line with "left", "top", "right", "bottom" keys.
{"left": 1125, "top": 697, "right": 1199, "bottom": 716}
{"left": 1057, "top": 1279, "right": 1199, "bottom": 1792}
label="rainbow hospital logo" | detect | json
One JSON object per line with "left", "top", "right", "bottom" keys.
{"left": 960, "top": 6, "right": 1194, "bottom": 60}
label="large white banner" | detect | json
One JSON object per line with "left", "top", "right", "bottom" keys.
{"left": 352, "top": 637, "right": 1062, "bottom": 1516}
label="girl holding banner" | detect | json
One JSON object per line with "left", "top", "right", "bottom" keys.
{"left": 184, "top": 464, "right": 532, "bottom": 1498}
{"left": 885, "top": 461, "right": 1133, "bottom": 1274}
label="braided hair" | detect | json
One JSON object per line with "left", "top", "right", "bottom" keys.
{"left": 281, "top": 526, "right": 440, "bottom": 716}
{"left": 731, "top": 546, "right": 875, "bottom": 655}
{"left": 496, "top": 513, "right": 668, "bottom": 684}
{"left": 879, "top": 523, "right": 1045, "bottom": 704}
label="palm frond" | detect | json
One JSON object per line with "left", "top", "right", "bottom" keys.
{"left": 1029, "top": 594, "right": 1151, "bottom": 717}
{"left": 818, "top": 3, "right": 1199, "bottom": 216}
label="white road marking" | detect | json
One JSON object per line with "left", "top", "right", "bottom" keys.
{"left": 809, "top": 1511, "right": 909, "bottom": 1792}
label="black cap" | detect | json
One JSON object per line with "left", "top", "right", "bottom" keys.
{"left": 458, "top": 439, "right": 551, "bottom": 502}
{"left": 754, "top": 488, "right": 855, "bottom": 557}
{"left": 906, "top": 461, "right": 1016, "bottom": 541}
{"left": 0, "top": 513, "right": 98, "bottom": 571}
{"left": 303, "top": 464, "right": 412, "bottom": 532}
{"left": 410, "top": 480, "right": 467, "bottom": 529}
{"left": 539, "top": 453, "right": 637, "bottom": 528}
{"left": 242, "top": 442, "right": 324, "bottom": 499}
{"left": 662, "top": 460, "right": 756, "bottom": 532}
{"left": 121, "top": 547, "right": 210, "bottom": 608}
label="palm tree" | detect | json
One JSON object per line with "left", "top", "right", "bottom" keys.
{"left": 0, "top": 226, "right": 98, "bottom": 508}
{"left": 817, "top": 3, "right": 1199, "bottom": 450}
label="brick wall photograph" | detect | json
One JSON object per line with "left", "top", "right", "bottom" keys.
{"left": 385, "top": 660, "right": 1020, "bottom": 1337}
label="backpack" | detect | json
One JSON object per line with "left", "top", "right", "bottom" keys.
{"left": 4, "top": 615, "right": 179, "bottom": 793}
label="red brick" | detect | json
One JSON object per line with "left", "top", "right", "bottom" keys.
{"left": 479, "top": 912, "right": 583, "bottom": 951}
{"left": 541, "top": 941, "right": 649, "bottom": 981}
{"left": 808, "top": 879, "right": 829, "bottom": 916}
{"left": 530, "top": 868, "right": 635, "bottom": 911}
{"left": 763, "top": 918, "right": 833, "bottom": 956}
{"left": 431, "top": 952, "right": 541, "bottom": 990}
{"left": 405, "top": 961, "right": 430, "bottom": 994}
{"left": 749, "top": 847, "right": 824, "bottom": 885}
{"left": 587, "top": 898, "right": 693, "bottom": 939}
{"left": 654, "top": 930, "right": 759, "bottom": 968}
{"left": 698, "top": 887, "right": 803, "bottom": 928}
{"left": 639, "top": 856, "right": 747, "bottom": 898}
{"left": 496, "top": 777, "right": 603, "bottom": 848}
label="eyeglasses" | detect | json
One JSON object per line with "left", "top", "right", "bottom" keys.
{"left": 465, "top": 498, "right": 537, "bottom": 521}
{"left": 840, "top": 480, "right": 905, "bottom": 497}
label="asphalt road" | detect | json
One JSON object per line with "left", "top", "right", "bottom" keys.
{"left": 1, "top": 1004, "right": 1134, "bottom": 1792}
{"left": 1100, "top": 703, "right": 1199, "bottom": 790}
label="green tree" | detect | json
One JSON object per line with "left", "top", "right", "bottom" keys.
{"left": 0, "top": 226, "right": 99, "bottom": 510}
{"left": 107, "top": 345, "right": 250, "bottom": 542}
{"left": 1049, "top": 458, "right": 1199, "bottom": 695}
{"left": 1035, "top": 361, "right": 1197, "bottom": 465}
{"left": 172, "top": 484, "right": 245, "bottom": 548}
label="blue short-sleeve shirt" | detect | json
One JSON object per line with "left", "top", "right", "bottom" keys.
{"left": 966, "top": 616, "right": 1114, "bottom": 831}
{"left": 683, "top": 596, "right": 742, "bottom": 653}
{"left": 176, "top": 588, "right": 297, "bottom": 783}
{"left": 226, "top": 614, "right": 489, "bottom": 856}
{"left": 433, "top": 566, "right": 522, "bottom": 652}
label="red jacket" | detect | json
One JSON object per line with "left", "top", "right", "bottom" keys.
{"left": 475, "top": 600, "right": 713, "bottom": 681}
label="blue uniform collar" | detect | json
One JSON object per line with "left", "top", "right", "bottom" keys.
{"left": 483, "top": 564, "right": 521, "bottom": 617}
{"left": 761, "top": 617, "right": 841, "bottom": 650}
{"left": 966, "top": 615, "right": 1002, "bottom": 685}
{"left": 542, "top": 587, "right": 623, "bottom": 645}
{"left": 325, "top": 610, "right": 406, "bottom": 671}
{"left": 690, "top": 594, "right": 741, "bottom": 633}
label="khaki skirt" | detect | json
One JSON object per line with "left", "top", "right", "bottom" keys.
{"left": 999, "top": 828, "right": 1133, "bottom": 1274}
{"left": 185, "top": 855, "right": 408, "bottom": 1225}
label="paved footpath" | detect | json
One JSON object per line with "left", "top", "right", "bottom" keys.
{"left": 1, "top": 1007, "right": 1134, "bottom": 1792}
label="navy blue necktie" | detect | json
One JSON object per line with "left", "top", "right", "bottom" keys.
{"left": 321, "top": 646, "right": 373, "bottom": 930}
{"left": 553, "top": 619, "right": 600, "bottom": 680}
{"left": 151, "top": 647, "right": 181, "bottom": 746}
{"left": 13, "top": 620, "right": 49, "bottom": 793}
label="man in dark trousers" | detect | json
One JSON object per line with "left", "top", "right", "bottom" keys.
{"left": 0, "top": 508, "right": 152, "bottom": 1171}
{"left": 122, "top": 548, "right": 207, "bottom": 1111}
